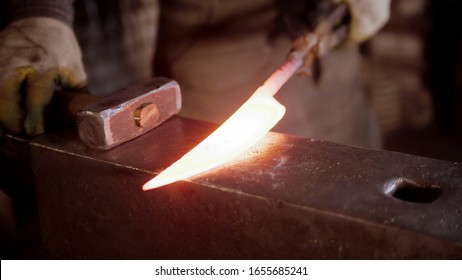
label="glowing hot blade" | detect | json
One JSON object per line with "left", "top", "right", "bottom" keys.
{"left": 143, "top": 96, "right": 285, "bottom": 190}
{"left": 143, "top": 54, "right": 303, "bottom": 190}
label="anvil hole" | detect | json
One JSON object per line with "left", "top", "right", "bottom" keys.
{"left": 386, "top": 178, "right": 442, "bottom": 203}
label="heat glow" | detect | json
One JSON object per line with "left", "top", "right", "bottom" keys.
{"left": 143, "top": 54, "right": 303, "bottom": 190}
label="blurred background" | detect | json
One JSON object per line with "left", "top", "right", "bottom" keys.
{"left": 361, "top": 0, "right": 462, "bottom": 163}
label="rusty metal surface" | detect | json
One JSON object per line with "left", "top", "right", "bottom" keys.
{"left": 15, "top": 116, "right": 462, "bottom": 258}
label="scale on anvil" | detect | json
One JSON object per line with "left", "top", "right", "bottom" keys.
{"left": 143, "top": 4, "right": 349, "bottom": 190}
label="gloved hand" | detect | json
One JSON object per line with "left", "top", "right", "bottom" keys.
{"left": 338, "top": 0, "right": 391, "bottom": 43}
{"left": 0, "top": 17, "right": 86, "bottom": 136}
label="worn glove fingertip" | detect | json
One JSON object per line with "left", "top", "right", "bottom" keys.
{"left": 24, "top": 73, "right": 57, "bottom": 136}
{"left": 0, "top": 110, "right": 23, "bottom": 135}
{"left": 58, "top": 68, "right": 87, "bottom": 90}
{"left": 24, "top": 117, "right": 45, "bottom": 136}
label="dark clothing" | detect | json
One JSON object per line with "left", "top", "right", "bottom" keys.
{"left": 6, "top": 0, "right": 74, "bottom": 25}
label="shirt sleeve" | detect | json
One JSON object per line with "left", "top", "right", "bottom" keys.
{"left": 7, "top": 0, "right": 75, "bottom": 25}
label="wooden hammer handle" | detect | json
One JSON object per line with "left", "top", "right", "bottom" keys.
{"left": 52, "top": 89, "right": 100, "bottom": 116}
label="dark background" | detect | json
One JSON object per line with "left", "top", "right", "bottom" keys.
{"left": 362, "top": 0, "right": 462, "bottom": 163}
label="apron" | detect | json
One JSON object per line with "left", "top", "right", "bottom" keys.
{"left": 155, "top": 0, "right": 381, "bottom": 148}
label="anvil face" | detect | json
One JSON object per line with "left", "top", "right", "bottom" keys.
{"left": 5, "top": 117, "right": 462, "bottom": 259}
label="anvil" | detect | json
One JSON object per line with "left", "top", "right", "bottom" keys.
{"left": 2, "top": 117, "right": 462, "bottom": 259}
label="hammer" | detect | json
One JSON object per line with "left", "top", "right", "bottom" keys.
{"left": 53, "top": 77, "right": 181, "bottom": 150}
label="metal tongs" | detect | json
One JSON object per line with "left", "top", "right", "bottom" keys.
{"left": 290, "top": 3, "right": 350, "bottom": 80}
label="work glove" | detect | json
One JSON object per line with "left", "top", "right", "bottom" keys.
{"left": 337, "top": 0, "right": 391, "bottom": 43}
{"left": 289, "top": 0, "right": 390, "bottom": 77}
{"left": 0, "top": 17, "right": 86, "bottom": 136}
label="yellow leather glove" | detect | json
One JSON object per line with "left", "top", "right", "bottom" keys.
{"left": 336, "top": 0, "right": 391, "bottom": 43}
{"left": 0, "top": 17, "right": 86, "bottom": 136}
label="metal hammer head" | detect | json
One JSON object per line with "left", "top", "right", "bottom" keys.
{"left": 76, "top": 77, "right": 181, "bottom": 150}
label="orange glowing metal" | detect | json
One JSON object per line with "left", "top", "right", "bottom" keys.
{"left": 143, "top": 53, "right": 304, "bottom": 191}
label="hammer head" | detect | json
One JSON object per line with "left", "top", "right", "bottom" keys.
{"left": 76, "top": 77, "right": 181, "bottom": 150}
